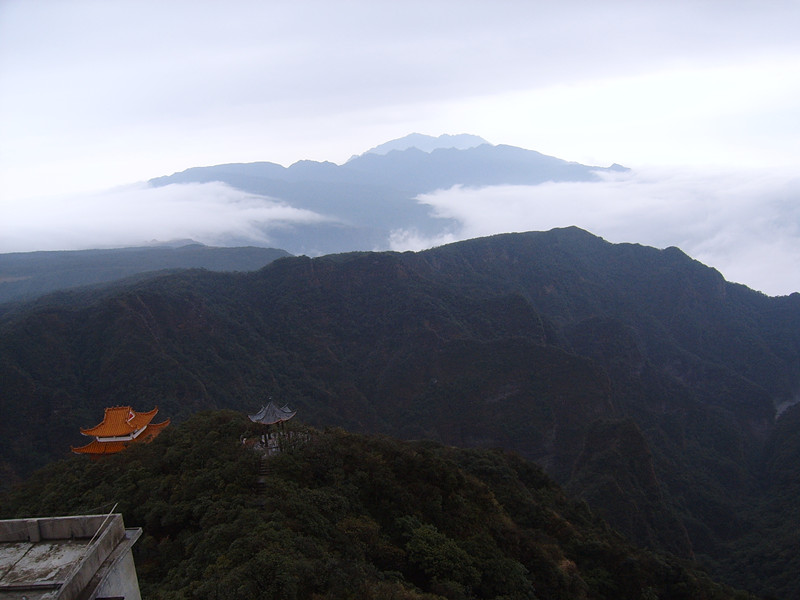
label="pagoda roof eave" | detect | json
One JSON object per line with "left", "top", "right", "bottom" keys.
{"left": 71, "top": 439, "right": 128, "bottom": 455}
{"left": 80, "top": 406, "right": 160, "bottom": 437}
{"left": 137, "top": 419, "right": 170, "bottom": 443}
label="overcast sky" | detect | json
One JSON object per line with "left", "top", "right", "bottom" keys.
{"left": 1, "top": 1, "right": 799, "bottom": 294}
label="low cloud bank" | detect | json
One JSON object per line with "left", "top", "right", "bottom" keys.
{"left": 390, "top": 167, "right": 800, "bottom": 297}
{"left": 3, "top": 169, "right": 798, "bottom": 297}
{"left": 0, "top": 181, "right": 332, "bottom": 252}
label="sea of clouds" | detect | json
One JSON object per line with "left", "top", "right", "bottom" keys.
{"left": 0, "top": 181, "right": 332, "bottom": 253}
{"left": 389, "top": 167, "right": 800, "bottom": 297}
{"left": 2, "top": 167, "right": 798, "bottom": 296}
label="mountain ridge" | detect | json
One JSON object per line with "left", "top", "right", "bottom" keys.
{"left": 355, "top": 132, "right": 491, "bottom": 157}
{"left": 148, "top": 140, "right": 626, "bottom": 256}
{"left": 1, "top": 227, "right": 798, "bottom": 596}
{"left": 0, "top": 243, "right": 289, "bottom": 306}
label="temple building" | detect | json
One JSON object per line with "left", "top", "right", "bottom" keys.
{"left": 248, "top": 401, "right": 296, "bottom": 455}
{"left": 72, "top": 406, "right": 170, "bottom": 457}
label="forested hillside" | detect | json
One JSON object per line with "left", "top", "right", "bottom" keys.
{"left": 0, "top": 243, "right": 289, "bottom": 305}
{"left": 0, "top": 411, "right": 755, "bottom": 600}
{"left": 1, "top": 227, "right": 798, "bottom": 596}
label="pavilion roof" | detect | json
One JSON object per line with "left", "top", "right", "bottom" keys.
{"left": 71, "top": 439, "right": 128, "bottom": 455}
{"left": 136, "top": 418, "right": 170, "bottom": 442}
{"left": 80, "top": 406, "right": 159, "bottom": 437}
{"left": 249, "top": 401, "right": 296, "bottom": 425}
{"left": 72, "top": 417, "right": 170, "bottom": 456}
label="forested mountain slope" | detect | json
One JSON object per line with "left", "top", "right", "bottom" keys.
{"left": 0, "top": 243, "right": 289, "bottom": 306}
{"left": 0, "top": 411, "right": 756, "bottom": 600}
{"left": 1, "top": 227, "right": 798, "bottom": 596}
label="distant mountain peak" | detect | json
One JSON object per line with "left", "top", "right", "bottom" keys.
{"left": 352, "top": 133, "right": 490, "bottom": 160}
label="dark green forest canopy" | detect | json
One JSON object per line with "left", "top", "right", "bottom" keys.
{"left": 1, "top": 228, "right": 799, "bottom": 597}
{"left": 0, "top": 411, "right": 755, "bottom": 600}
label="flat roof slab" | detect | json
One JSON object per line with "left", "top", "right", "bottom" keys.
{"left": 1, "top": 539, "right": 90, "bottom": 586}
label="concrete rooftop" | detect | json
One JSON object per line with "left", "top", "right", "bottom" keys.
{"left": 0, "top": 514, "right": 141, "bottom": 600}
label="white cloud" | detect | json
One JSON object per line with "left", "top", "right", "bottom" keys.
{"left": 2, "top": 1, "right": 800, "bottom": 201}
{"left": 436, "top": 57, "right": 800, "bottom": 169}
{"left": 1, "top": 0, "right": 799, "bottom": 298}
{"left": 390, "top": 167, "right": 800, "bottom": 296}
{"left": 0, "top": 182, "right": 332, "bottom": 252}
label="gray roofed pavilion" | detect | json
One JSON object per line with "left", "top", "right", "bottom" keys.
{"left": 249, "top": 401, "right": 296, "bottom": 426}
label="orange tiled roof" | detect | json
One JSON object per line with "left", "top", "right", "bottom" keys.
{"left": 138, "top": 419, "right": 170, "bottom": 443}
{"left": 80, "top": 406, "right": 159, "bottom": 437}
{"left": 71, "top": 439, "right": 128, "bottom": 455}
{"left": 72, "top": 417, "right": 170, "bottom": 456}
